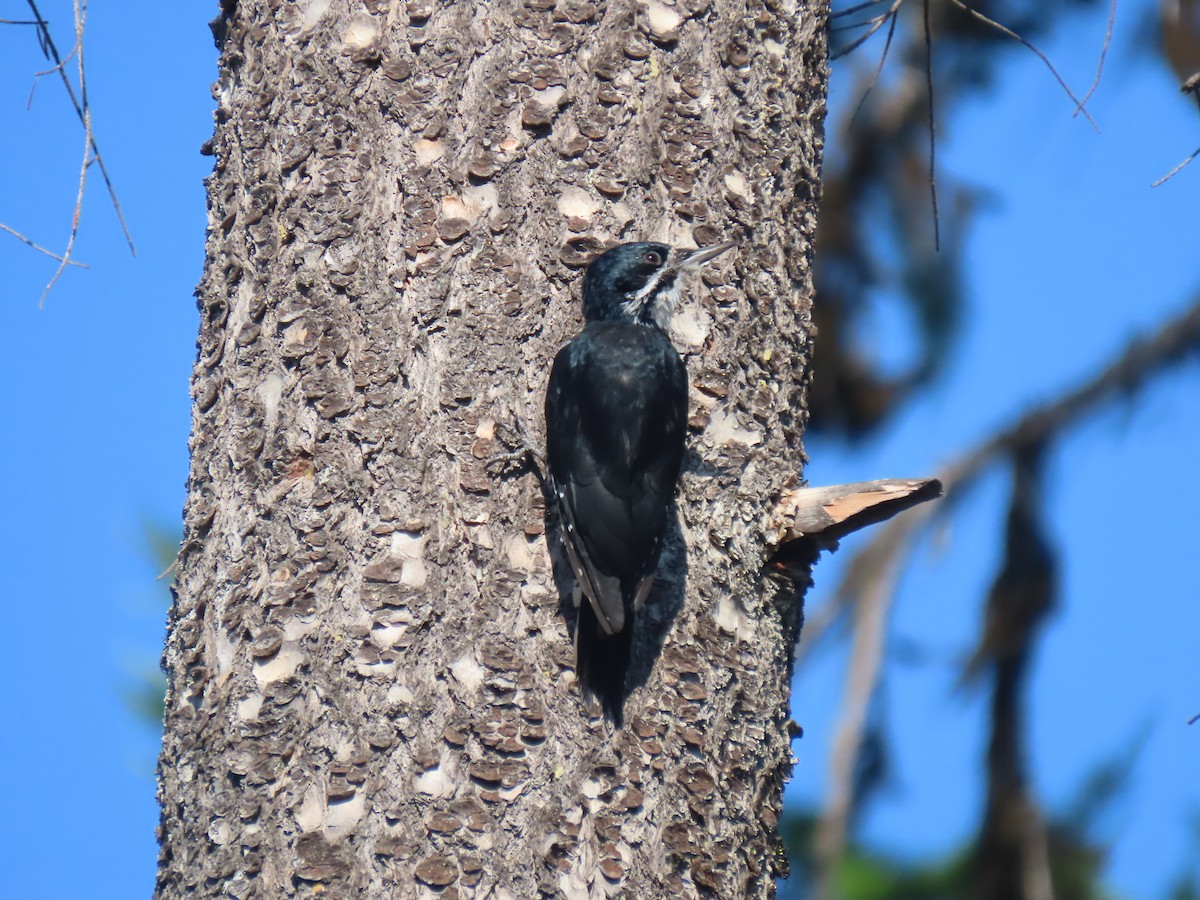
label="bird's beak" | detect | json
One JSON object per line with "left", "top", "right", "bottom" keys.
{"left": 680, "top": 240, "right": 737, "bottom": 268}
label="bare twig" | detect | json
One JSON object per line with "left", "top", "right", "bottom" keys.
{"left": 850, "top": 6, "right": 900, "bottom": 125}
{"left": 1074, "top": 0, "right": 1117, "bottom": 117}
{"left": 832, "top": 0, "right": 904, "bottom": 59}
{"left": 831, "top": 11, "right": 895, "bottom": 34}
{"left": 156, "top": 559, "right": 179, "bottom": 582}
{"left": 26, "top": 5, "right": 81, "bottom": 108}
{"left": 922, "top": 0, "right": 940, "bottom": 251}
{"left": 1152, "top": 145, "right": 1200, "bottom": 187}
{"left": 0, "top": 223, "right": 89, "bottom": 268}
{"left": 25, "top": 0, "right": 135, "bottom": 257}
{"left": 831, "top": 0, "right": 893, "bottom": 19}
{"left": 948, "top": 0, "right": 1100, "bottom": 132}
{"left": 37, "top": 1, "right": 92, "bottom": 306}
{"left": 42, "top": 113, "right": 91, "bottom": 306}
{"left": 1154, "top": 74, "right": 1200, "bottom": 185}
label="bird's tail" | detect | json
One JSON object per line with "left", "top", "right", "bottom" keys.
{"left": 575, "top": 601, "right": 633, "bottom": 727}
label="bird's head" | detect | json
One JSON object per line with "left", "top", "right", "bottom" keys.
{"left": 581, "top": 240, "right": 736, "bottom": 328}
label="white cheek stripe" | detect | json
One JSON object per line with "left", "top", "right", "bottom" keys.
{"left": 632, "top": 267, "right": 665, "bottom": 302}
{"left": 622, "top": 268, "right": 679, "bottom": 322}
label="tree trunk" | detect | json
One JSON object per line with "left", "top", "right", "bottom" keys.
{"left": 157, "top": 0, "right": 827, "bottom": 896}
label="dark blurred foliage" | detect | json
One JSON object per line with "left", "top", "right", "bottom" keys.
{"left": 811, "top": 0, "right": 1099, "bottom": 438}
{"left": 969, "top": 447, "right": 1058, "bottom": 900}
{"left": 1159, "top": 0, "right": 1200, "bottom": 92}
{"left": 1165, "top": 810, "right": 1200, "bottom": 899}
{"left": 780, "top": 734, "right": 1146, "bottom": 900}
{"left": 782, "top": 807, "right": 971, "bottom": 900}
{"left": 122, "top": 521, "right": 174, "bottom": 728}
{"left": 788, "top": 295, "right": 1200, "bottom": 900}
{"left": 786, "top": 0, "right": 1200, "bottom": 897}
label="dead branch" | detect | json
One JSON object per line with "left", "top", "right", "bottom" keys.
{"left": 849, "top": 7, "right": 900, "bottom": 125}
{"left": 831, "top": 0, "right": 904, "bottom": 59}
{"left": 939, "top": 294, "right": 1200, "bottom": 490}
{"left": 767, "top": 478, "right": 943, "bottom": 551}
{"left": 34, "top": 1, "right": 91, "bottom": 305}
{"left": 922, "top": 0, "right": 940, "bottom": 250}
{"left": 1151, "top": 146, "right": 1197, "bottom": 186}
{"left": 1074, "top": 0, "right": 1117, "bottom": 117}
{"left": 28, "top": 18, "right": 79, "bottom": 88}
{"left": 837, "top": 0, "right": 1106, "bottom": 253}
{"left": 0, "top": 223, "right": 89, "bottom": 268}
{"left": 41, "top": 107, "right": 91, "bottom": 306}
{"left": 1154, "top": 74, "right": 1200, "bottom": 185}
{"left": 25, "top": 0, "right": 135, "bottom": 257}
{"left": 948, "top": 0, "right": 1100, "bottom": 131}
{"left": 831, "top": 0, "right": 896, "bottom": 19}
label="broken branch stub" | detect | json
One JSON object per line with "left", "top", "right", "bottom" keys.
{"left": 766, "top": 477, "right": 943, "bottom": 557}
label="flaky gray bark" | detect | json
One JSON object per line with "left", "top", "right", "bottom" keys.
{"left": 157, "top": 0, "right": 827, "bottom": 896}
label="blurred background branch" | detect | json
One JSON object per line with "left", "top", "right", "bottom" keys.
{"left": 788, "top": 0, "right": 1200, "bottom": 896}
{"left": 803, "top": 291, "right": 1200, "bottom": 896}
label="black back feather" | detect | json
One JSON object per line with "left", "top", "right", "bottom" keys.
{"left": 545, "top": 320, "right": 687, "bottom": 721}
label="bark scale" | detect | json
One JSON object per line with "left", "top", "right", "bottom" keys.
{"left": 157, "top": 0, "right": 827, "bottom": 896}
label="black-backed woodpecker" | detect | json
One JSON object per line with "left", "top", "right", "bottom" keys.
{"left": 545, "top": 239, "right": 735, "bottom": 723}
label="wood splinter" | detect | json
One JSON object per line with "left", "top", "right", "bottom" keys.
{"left": 766, "top": 477, "right": 943, "bottom": 560}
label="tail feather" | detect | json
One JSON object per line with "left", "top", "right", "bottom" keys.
{"left": 575, "top": 600, "right": 632, "bottom": 727}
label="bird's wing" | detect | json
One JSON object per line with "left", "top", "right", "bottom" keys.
{"left": 545, "top": 326, "right": 686, "bottom": 635}
{"left": 546, "top": 345, "right": 627, "bottom": 634}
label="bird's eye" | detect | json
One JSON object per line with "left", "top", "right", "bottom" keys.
{"left": 644, "top": 251, "right": 662, "bottom": 266}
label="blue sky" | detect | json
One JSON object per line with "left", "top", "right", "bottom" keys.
{"left": 0, "top": 2, "right": 1196, "bottom": 898}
